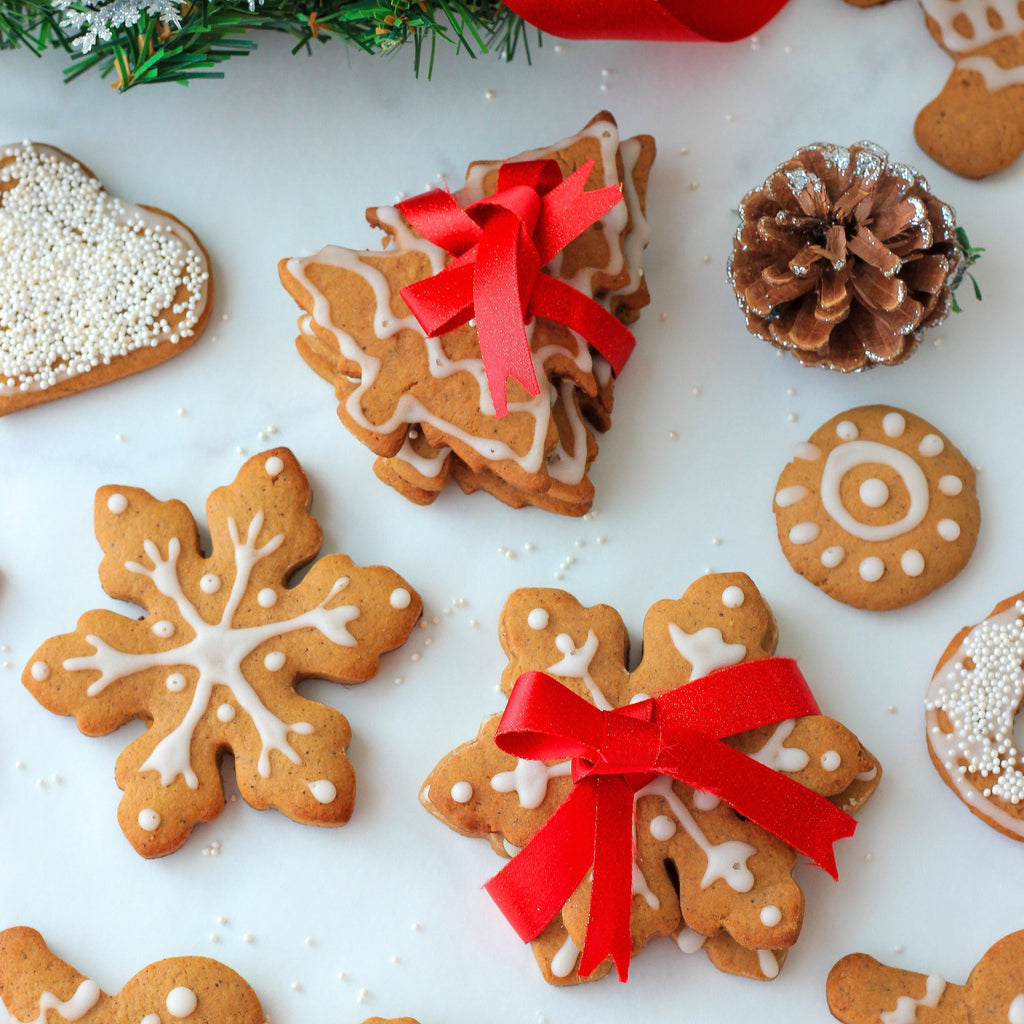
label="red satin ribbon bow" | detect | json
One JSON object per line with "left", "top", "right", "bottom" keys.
{"left": 396, "top": 159, "right": 636, "bottom": 418}
{"left": 484, "top": 659, "right": 857, "bottom": 981}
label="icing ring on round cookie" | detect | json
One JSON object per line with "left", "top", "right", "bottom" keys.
{"left": 926, "top": 592, "right": 1024, "bottom": 841}
{"left": 773, "top": 405, "right": 979, "bottom": 611}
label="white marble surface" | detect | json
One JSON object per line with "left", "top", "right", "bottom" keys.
{"left": 1, "top": 1, "right": 1023, "bottom": 1021}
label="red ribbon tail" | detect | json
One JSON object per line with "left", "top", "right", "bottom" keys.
{"left": 529, "top": 274, "right": 636, "bottom": 375}
{"left": 577, "top": 775, "right": 635, "bottom": 980}
{"left": 534, "top": 160, "right": 624, "bottom": 265}
{"left": 484, "top": 783, "right": 597, "bottom": 943}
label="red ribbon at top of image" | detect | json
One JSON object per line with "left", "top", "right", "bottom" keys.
{"left": 503, "top": 0, "right": 790, "bottom": 41}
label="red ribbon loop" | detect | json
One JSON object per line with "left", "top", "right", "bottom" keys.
{"left": 397, "top": 158, "right": 635, "bottom": 418}
{"left": 484, "top": 659, "right": 857, "bottom": 981}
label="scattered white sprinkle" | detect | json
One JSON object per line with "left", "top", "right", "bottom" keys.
{"left": 410, "top": 652, "right": 421, "bottom": 662}
{"left": 267, "top": 425, "right": 278, "bottom": 434}
{"left": 787, "top": 413, "right": 798, "bottom": 423}
{"left": 304, "top": 937, "right": 314, "bottom": 947}
{"left": 484, "top": 89, "right": 495, "bottom": 99}
{"left": 725, "top": 112, "right": 734, "bottom": 121}
{"left": 15, "top": 761, "right": 25, "bottom": 770}
{"left": 711, "top": 537, "right": 722, "bottom": 546}
{"left": 554, "top": 572, "right": 564, "bottom": 581}
{"left": 701, "top": 255, "right": 711, "bottom": 264}
{"left": 337, "top": 971, "right": 348, "bottom": 980}
{"left": 599, "top": 82, "right": 609, "bottom": 92}
{"left": 209, "top": 933, "right": 219, "bottom": 943}
{"left": 394, "top": 676, "right": 404, "bottom": 686}
{"left": 257, "top": 431, "right": 268, "bottom": 441}
{"left": 221, "top": 312, "right": 230, "bottom": 322}
{"left": 864, "top": 852, "right": 873, "bottom": 862}
{"left": 411, "top": 922, "right": 421, "bottom": 931}
{"left": 689, "top": 181, "right": 700, "bottom": 190}
{"left": 888, "top": 705, "right": 898, "bottom": 714}
{"left": 691, "top": 386, "right": 702, "bottom": 397}
{"left": 217, "top": 916, "right": 228, "bottom": 925}
{"left": 243, "top": 934, "right": 254, "bottom": 944}
{"left": 659, "top": 311, "right": 668, "bottom": 322}
{"left": 391, "top": 955, "right": 400, "bottom": 964}
{"left": 35, "top": 778, "right": 45, "bottom": 787}
{"left": 50, "top": 773, "right": 61, "bottom": 784}
{"left": 679, "top": 146, "right": 689, "bottom": 155}
{"left": 553, "top": 42, "right": 564, "bottom": 52}
{"left": 786, "top": 387, "right": 797, "bottom": 397}
{"left": 291, "top": 982, "right": 302, "bottom": 992}
{"left": 114, "top": 434, "right": 125, "bottom": 442}
{"left": 523, "top": 542, "right": 535, "bottom": 552}
{"left": 894, "top": 944, "right": 904, "bottom": 954}
{"left": 469, "top": 619, "right": 479, "bottom": 627}
{"left": 177, "top": 408, "right": 186, "bottom": 416}
{"left": 596, "top": 536, "right": 606, "bottom": 545}
{"left": 357, "top": 988, "right": 369, "bottom": 1004}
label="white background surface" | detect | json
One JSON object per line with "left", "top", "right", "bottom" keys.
{"left": 1, "top": 2, "right": 1023, "bottom": 1021}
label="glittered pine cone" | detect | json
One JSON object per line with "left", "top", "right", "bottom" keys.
{"left": 729, "top": 141, "right": 964, "bottom": 371}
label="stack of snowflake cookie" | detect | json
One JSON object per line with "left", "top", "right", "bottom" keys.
{"left": 279, "top": 112, "right": 654, "bottom": 516}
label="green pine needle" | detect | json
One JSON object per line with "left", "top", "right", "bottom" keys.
{"left": 0, "top": 0, "right": 534, "bottom": 90}
{"left": 951, "top": 225, "right": 984, "bottom": 314}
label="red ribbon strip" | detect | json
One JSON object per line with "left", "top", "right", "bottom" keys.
{"left": 484, "top": 658, "right": 857, "bottom": 981}
{"left": 397, "top": 159, "right": 636, "bottom": 418}
{"left": 502, "top": 0, "right": 790, "bottom": 41}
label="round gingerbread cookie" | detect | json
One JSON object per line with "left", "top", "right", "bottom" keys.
{"left": 773, "top": 405, "right": 979, "bottom": 611}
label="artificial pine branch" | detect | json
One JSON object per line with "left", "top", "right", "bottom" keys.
{"left": 0, "top": 0, "right": 533, "bottom": 89}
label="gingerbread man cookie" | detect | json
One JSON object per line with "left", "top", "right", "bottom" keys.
{"left": 421, "top": 574, "right": 880, "bottom": 985}
{"left": 0, "top": 142, "right": 212, "bottom": 415}
{"left": 0, "top": 927, "right": 264, "bottom": 1024}
{"left": 828, "top": 930, "right": 1024, "bottom": 1023}
{"left": 926, "top": 588, "right": 1024, "bottom": 839}
{"left": 774, "top": 406, "right": 980, "bottom": 610}
{"left": 22, "top": 448, "right": 421, "bottom": 857}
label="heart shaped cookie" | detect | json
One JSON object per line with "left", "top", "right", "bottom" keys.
{"left": 0, "top": 141, "right": 212, "bottom": 415}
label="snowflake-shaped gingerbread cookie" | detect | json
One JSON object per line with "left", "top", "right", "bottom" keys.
{"left": 23, "top": 448, "right": 421, "bottom": 857}
{"left": 0, "top": 927, "right": 264, "bottom": 1024}
{"left": 421, "top": 574, "right": 881, "bottom": 984}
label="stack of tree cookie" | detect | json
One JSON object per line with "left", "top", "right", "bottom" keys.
{"left": 279, "top": 112, "right": 654, "bottom": 516}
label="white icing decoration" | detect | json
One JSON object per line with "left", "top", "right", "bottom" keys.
{"left": 138, "top": 808, "right": 161, "bottom": 831}
{"left": 821, "top": 440, "right": 929, "bottom": 542}
{"left": 216, "top": 703, "right": 236, "bottom": 723}
{"left": 667, "top": 624, "right": 746, "bottom": 681}
{"left": 859, "top": 556, "right": 885, "bottom": 583}
{"left": 550, "top": 935, "right": 580, "bottom": 978}
{"left": 166, "top": 672, "right": 187, "bottom": 692}
{"left": 794, "top": 441, "right": 821, "bottom": 461}
{"left": 821, "top": 546, "right": 845, "bottom": 568}
{"left": 308, "top": 779, "right": 337, "bottom": 804}
{"left": 107, "top": 493, "right": 128, "bottom": 514}
{"left": 836, "top": 420, "right": 859, "bottom": 440}
{"left": 879, "top": 974, "right": 945, "bottom": 1024}
{"left": 450, "top": 781, "right": 473, "bottom": 803}
{"left": 264, "top": 455, "right": 285, "bottom": 477}
{"left": 30, "top": 661, "right": 50, "bottom": 681}
{"left": 788, "top": 521, "right": 820, "bottom": 545}
{"left": 257, "top": 588, "right": 277, "bottom": 608}
{"left": 775, "top": 484, "right": 809, "bottom": 508}
{"left": 492, "top": 759, "right": 571, "bottom": 809}
{"left": 62, "top": 518, "right": 361, "bottom": 787}
{"left": 758, "top": 949, "right": 780, "bottom": 980}
{"left": 390, "top": 587, "right": 412, "bottom": 610}
{"left": 939, "top": 474, "right": 963, "bottom": 496}
{"left": 649, "top": 814, "right": 678, "bottom": 840}
{"left": 152, "top": 620, "right": 175, "bottom": 639}
{"left": 882, "top": 412, "right": 906, "bottom": 437}
{"left": 749, "top": 719, "right": 810, "bottom": 773}
{"left": 263, "top": 651, "right": 286, "bottom": 672}
{"left": 691, "top": 789, "right": 720, "bottom": 812}
{"left": 527, "top": 607, "right": 549, "bottom": 630}
{"left": 1008, "top": 994, "right": 1024, "bottom": 1024}
{"left": 759, "top": 905, "right": 782, "bottom": 927}
{"left": 546, "top": 629, "right": 611, "bottom": 709}
{"left": 11, "top": 980, "right": 101, "bottom": 1024}
{"left": 199, "top": 574, "right": 221, "bottom": 594}
{"left": 141, "top": 1016, "right": 161, "bottom": 1024}
{"left": 820, "top": 750, "right": 841, "bottom": 772}
{"left": 901, "top": 550, "right": 925, "bottom": 577}
{"left": 676, "top": 928, "right": 707, "bottom": 954}
{"left": 721, "top": 585, "right": 745, "bottom": 608}
{"left": 859, "top": 478, "right": 889, "bottom": 508}
{"left": 919, "top": 434, "right": 944, "bottom": 457}
{"left": 166, "top": 986, "right": 198, "bottom": 1018}
{"left": 938, "top": 518, "right": 961, "bottom": 541}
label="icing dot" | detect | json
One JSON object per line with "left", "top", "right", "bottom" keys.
{"left": 901, "top": 549, "right": 925, "bottom": 577}
{"left": 882, "top": 412, "right": 906, "bottom": 438}
{"left": 938, "top": 519, "right": 961, "bottom": 541}
{"left": 721, "top": 586, "right": 745, "bottom": 608}
{"left": 29, "top": 661, "right": 50, "bottom": 681}
{"left": 199, "top": 573, "right": 221, "bottom": 594}
{"left": 677, "top": 928, "right": 707, "bottom": 954}
{"left": 264, "top": 455, "right": 285, "bottom": 477}
{"left": 919, "top": 434, "right": 944, "bottom": 457}
{"left": 107, "top": 493, "right": 128, "bottom": 514}
{"left": 836, "top": 420, "right": 859, "bottom": 441}
{"left": 775, "top": 485, "right": 808, "bottom": 508}
{"left": 793, "top": 441, "right": 821, "bottom": 461}
{"left": 152, "top": 620, "right": 175, "bottom": 639}
{"left": 859, "top": 557, "right": 885, "bottom": 582}
{"left": 858, "top": 478, "right": 889, "bottom": 508}
{"left": 939, "top": 475, "right": 963, "bottom": 496}
{"left": 141, "top": 1016, "right": 161, "bottom": 1024}
{"left": 1008, "top": 994, "right": 1024, "bottom": 1024}
{"left": 821, "top": 546, "right": 845, "bottom": 569}
{"left": 759, "top": 905, "right": 782, "bottom": 927}
{"left": 166, "top": 986, "right": 198, "bottom": 1017}
{"left": 308, "top": 779, "right": 337, "bottom": 804}
{"left": 257, "top": 588, "right": 277, "bottom": 608}
{"left": 691, "top": 789, "right": 720, "bottom": 812}
{"left": 264, "top": 651, "right": 286, "bottom": 672}
{"left": 820, "top": 750, "right": 841, "bottom": 772}
{"left": 138, "top": 808, "right": 161, "bottom": 831}
{"left": 390, "top": 587, "right": 412, "bottom": 610}
{"left": 649, "top": 814, "right": 677, "bottom": 841}
{"left": 788, "top": 522, "right": 820, "bottom": 545}
{"left": 450, "top": 781, "right": 473, "bottom": 803}
{"left": 528, "top": 608, "right": 550, "bottom": 630}
{"left": 166, "top": 672, "right": 187, "bottom": 692}
{"left": 216, "top": 703, "right": 236, "bottom": 723}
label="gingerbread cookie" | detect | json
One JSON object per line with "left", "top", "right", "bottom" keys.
{"left": 280, "top": 112, "right": 653, "bottom": 517}
{"left": 848, "top": 0, "right": 1024, "bottom": 178}
{"left": 926, "top": 589, "right": 1024, "bottom": 839}
{"left": 774, "top": 406, "right": 979, "bottom": 610}
{"left": 0, "top": 927, "right": 264, "bottom": 1023}
{"left": 0, "top": 142, "right": 212, "bottom": 416}
{"left": 22, "top": 447, "right": 421, "bottom": 857}
{"left": 827, "top": 931, "right": 1024, "bottom": 1023}
{"left": 421, "top": 574, "right": 880, "bottom": 985}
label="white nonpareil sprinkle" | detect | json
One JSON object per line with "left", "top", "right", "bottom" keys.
{"left": 0, "top": 142, "right": 209, "bottom": 393}
{"left": 926, "top": 601, "right": 1024, "bottom": 805}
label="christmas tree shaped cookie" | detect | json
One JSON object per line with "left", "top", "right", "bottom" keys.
{"left": 23, "top": 448, "right": 421, "bottom": 857}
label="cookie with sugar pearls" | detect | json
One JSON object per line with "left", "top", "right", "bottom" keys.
{"left": 774, "top": 405, "right": 979, "bottom": 611}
